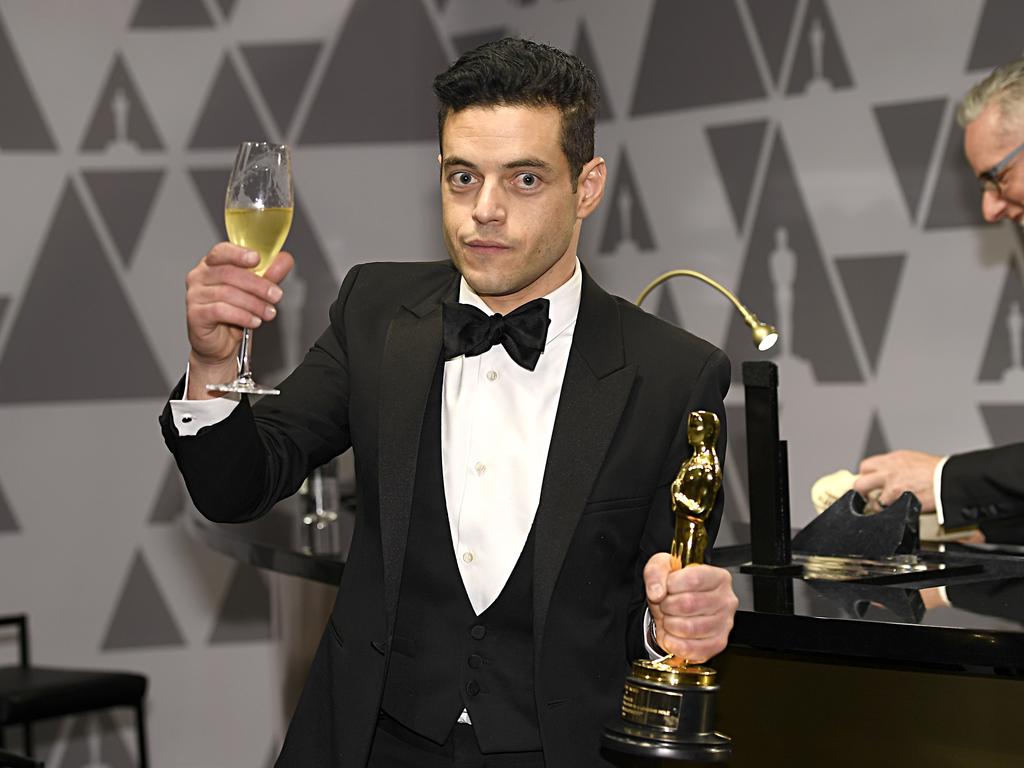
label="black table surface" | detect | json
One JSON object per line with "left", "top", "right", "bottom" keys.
{"left": 187, "top": 502, "right": 1024, "bottom": 677}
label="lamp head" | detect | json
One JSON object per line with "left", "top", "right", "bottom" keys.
{"left": 751, "top": 320, "right": 778, "bottom": 351}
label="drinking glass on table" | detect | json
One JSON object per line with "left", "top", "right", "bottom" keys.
{"left": 207, "top": 141, "right": 294, "bottom": 396}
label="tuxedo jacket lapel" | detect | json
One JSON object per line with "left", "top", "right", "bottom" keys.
{"left": 378, "top": 274, "right": 458, "bottom": 629}
{"left": 533, "top": 272, "right": 636, "bottom": 649}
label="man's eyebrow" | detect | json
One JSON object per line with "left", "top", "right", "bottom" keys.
{"left": 441, "top": 156, "right": 554, "bottom": 172}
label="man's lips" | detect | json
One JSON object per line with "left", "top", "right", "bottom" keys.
{"left": 464, "top": 240, "right": 510, "bottom": 251}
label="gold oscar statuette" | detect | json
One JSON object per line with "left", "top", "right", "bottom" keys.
{"left": 602, "top": 410, "right": 732, "bottom": 763}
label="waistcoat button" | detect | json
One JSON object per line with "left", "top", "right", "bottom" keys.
{"left": 468, "top": 654, "right": 482, "bottom": 669}
{"left": 466, "top": 680, "right": 480, "bottom": 696}
{"left": 470, "top": 625, "right": 486, "bottom": 640}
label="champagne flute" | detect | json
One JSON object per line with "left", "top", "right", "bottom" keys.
{"left": 207, "top": 141, "right": 294, "bottom": 396}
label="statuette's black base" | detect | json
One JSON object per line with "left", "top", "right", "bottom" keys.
{"left": 602, "top": 721, "right": 731, "bottom": 764}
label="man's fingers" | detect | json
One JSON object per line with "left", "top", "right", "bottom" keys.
{"left": 263, "top": 250, "right": 295, "bottom": 283}
{"left": 658, "top": 634, "right": 729, "bottom": 665}
{"left": 666, "top": 563, "right": 732, "bottom": 594}
{"left": 643, "top": 552, "right": 674, "bottom": 603}
{"left": 192, "top": 284, "right": 279, "bottom": 323}
{"left": 191, "top": 300, "right": 263, "bottom": 331}
{"left": 205, "top": 242, "right": 260, "bottom": 268}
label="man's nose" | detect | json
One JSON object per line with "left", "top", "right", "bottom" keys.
{"left": 473, "top": 180, "right": 506, "bottom": 224}
{"left": 982, "top": 188, "right": 1007, "bottom": 222}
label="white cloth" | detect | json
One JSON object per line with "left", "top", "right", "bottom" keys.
{"left": 442, "top": 264, "right": 580, "bottom": 614}
{"left": 933, "top": 456, "right": 949, "bottom": 526}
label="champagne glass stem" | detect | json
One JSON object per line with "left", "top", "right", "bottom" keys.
{"left": 238, "top": 327, "right": 254, "bottom": 381}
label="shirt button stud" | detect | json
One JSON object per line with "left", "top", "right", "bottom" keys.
{"left": 486, "top": 370, "right": 498, "bottom": 381}
{"left": 474, "top": 462, "right": 486, "bottom": 476}
{"left": 463, "top": 551, "right": 474, "bottom": 563}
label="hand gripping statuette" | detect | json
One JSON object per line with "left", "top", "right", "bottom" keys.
{"left": 602, "top": 410, "right": 732, "bottom": 763}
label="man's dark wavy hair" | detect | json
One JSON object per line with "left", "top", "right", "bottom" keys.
{"left": 432, "top": 38, "right": 599, "bottom": 191}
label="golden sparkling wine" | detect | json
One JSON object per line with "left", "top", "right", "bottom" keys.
{"left": 224, "top": 206, "right": 293, "bottom": 275}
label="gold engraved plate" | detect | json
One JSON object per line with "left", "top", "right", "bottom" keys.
{"left": 622, "top": 682, "right": 683, "bottom": 730}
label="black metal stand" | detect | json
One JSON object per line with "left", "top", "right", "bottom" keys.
{"left": 740, "top": 361, "right": 802, "bottom": 576}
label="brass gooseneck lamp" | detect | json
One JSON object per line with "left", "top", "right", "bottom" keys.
{"left": 635, "top": 269, "right": 779, "bottom": 351}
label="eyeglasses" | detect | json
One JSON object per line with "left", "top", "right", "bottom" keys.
{"left": 979, "top": 140, "right": 1024, "bottom": 195}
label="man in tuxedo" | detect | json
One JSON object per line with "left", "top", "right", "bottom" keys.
{"left": 162, "top": 38, "right": 737, "bottom": 766}
{"left": 853, "top": 57, "right": 1024, "bottom": 542}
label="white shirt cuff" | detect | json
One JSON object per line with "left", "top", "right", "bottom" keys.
{"left": 643, "top": 607, "right": 668, "bottom": 660}
{"left": 933, "top": 456, "right": 949, "bottom": 526}
{"left": 169, "top": 363, "right": 240, "bottom": 436}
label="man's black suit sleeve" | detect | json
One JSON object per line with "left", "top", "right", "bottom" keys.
{"left": 159, "top": 264, "right": 364, "bottom": 523}
{"left": 940, "top": 443, "right": 1024, "bottom": 534}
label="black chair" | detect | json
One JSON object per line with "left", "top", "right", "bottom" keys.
{"left": 0, "top": 615, "right": 148, "bottom": 767}
{"left": 0, "top": 747, "right": 42, "bottom": 767}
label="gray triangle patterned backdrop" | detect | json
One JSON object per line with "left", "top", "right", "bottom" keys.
{"left": 632, "top": 0, "right": 764, "bottom": 114}
{"left": 873, "top": 99, "right": 947, "bottom": 222}
{"left": 209, "top": 564, "right": 273, "bottom": 644}
{"left": 102, "top": 550, "right": 186, "bottom": 651}
{"left": 978, "top": 259, "right": 1024, "bottom": 382}
{"left": 299, "top": 0, "right": 449, "bottom": 144}
{"left": 130, "top": 0, "right": 214, "bottom": 29}
{"left": 0, "top": 478, "right": 18, "bottom": 534}
{"left": 0, "top": 180, "right": 168, "bottom": 403}
{"left": 0, "top": 7, "right": 55, "bottom": 150}
{"left": 80, "top": 54, "right": 164, "bottom": 152}
{"left": 598, "top": 147, "right": 656, "bottom": 254}
{"left": 3, "top": 2, "right": 1024, "bottom": 763}
{"left": 966, "top": 0, "right": 1024, "bottom": 72}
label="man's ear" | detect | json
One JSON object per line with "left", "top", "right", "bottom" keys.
{"left": 576, "top": 156, "right": 607, "bottom": 220}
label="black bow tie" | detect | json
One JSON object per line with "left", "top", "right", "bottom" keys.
{"left": 442, "top": 298, "right": 551, "bottom": 371}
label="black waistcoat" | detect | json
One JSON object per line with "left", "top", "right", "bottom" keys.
{"left": 381, "top": 363, "right": 541, "bottom": 753}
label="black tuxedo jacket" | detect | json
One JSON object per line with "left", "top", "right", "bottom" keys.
{"left": 161, "top": 261, "right": 730, "bottom": 767}
{"left": 941, "top": 445, "right": 1024, "bottom": 540}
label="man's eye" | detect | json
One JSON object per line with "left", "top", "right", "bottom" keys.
{"left": 517, "top": 173, "right": 538, "bottom": 188}
{"left": 451, "top": 172, "right": 475, "bottom": 186}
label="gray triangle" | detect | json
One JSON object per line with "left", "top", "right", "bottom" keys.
{"left": 0, "top": 478, "right": 18, "bottom": 533}
{"left": 83, "top": 170, "right": 165, "bottom": 268}
{"left": 573, "top": 22, "right": 613, "bottom": 121}
{"left": 150, "top": 462, "right": 186, "bottom": 525}
{"left": 55, "top": 712, "right": 135, "bottom": 768}
{"left": 746, "top": 0, "right": 798, "bottom": 90}
{"left": 102, "top": 550, "right": 186, "bottom": 650}
{"left": 187, "top": 167, "right": 286, "bottom": 377}
{"left": 300, "top": 0, "right": 449, "bottom": 144}
{"left": 979, "top": 403, "right": 1024, "bottom": 447}
{"left": 724, "top": 131, "right": 862, "bottom": 382}
{"left": 216, "top": 0, "right": 239, "bottom": 20}
{"left": 189, "top": 54, "right": 272, "bottom": 149}
{"left": 598, "top": 147, "right": 656, "bottom": 253}
{"left": 966, "top": 0, "right": 1024, "bottom": 72}
{"left": 654, "top": 288, "right": 682, "bottom": 329}
{"left": 452, "top": 28, "right": 508, "bottom": 57}
{"left": 80, "top": 55, "right": 164, "bottom": 151}
{"left": 873, "top": 99, "right": 946, "bottom": 222}
{"left": 209, "top": 564, "right": 272, "bottom": 644}
{"left": 924, "top": 115, "right": 988, "bottom": 230}
{"left": 285, "top": 193, "right": 340, "bottom": 357}
{"left": 978, "top": 259, "right": 1024, "bottom": 381}
{"left": 706, "top": 120, "right": 769, "bottom": 234}
{"left": 785, "top": 0, "right": 854, "bottom": 94}
{"left": 241, "top": 43, "right": 321, "bottom": 137}
{"left": 835, "top": 254, "right": 905, "bottom": 375}
{"left": 0, "top": 9, "right": 56, "bottom": 150}
{"left": 861, "top": 413, "right": 890, "bottom": 459}
{"left": 632, "top": 0, "right": 764, "bottom": 115}
{"left": 0, "top": 181, "right": 168, "bottom": 403}
{"left": 130, "top": 0, "right": 213, "bottom": 28}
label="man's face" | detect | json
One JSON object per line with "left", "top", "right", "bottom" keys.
{"left": 964, "top": 102, "right": 1024, "bottom": 223}
{"left": 439, "top": 104, "right": 604, "bottom": 312}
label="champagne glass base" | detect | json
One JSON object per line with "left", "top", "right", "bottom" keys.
{"left": 206, "top": 378, "right": 280, "bottom": 396}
